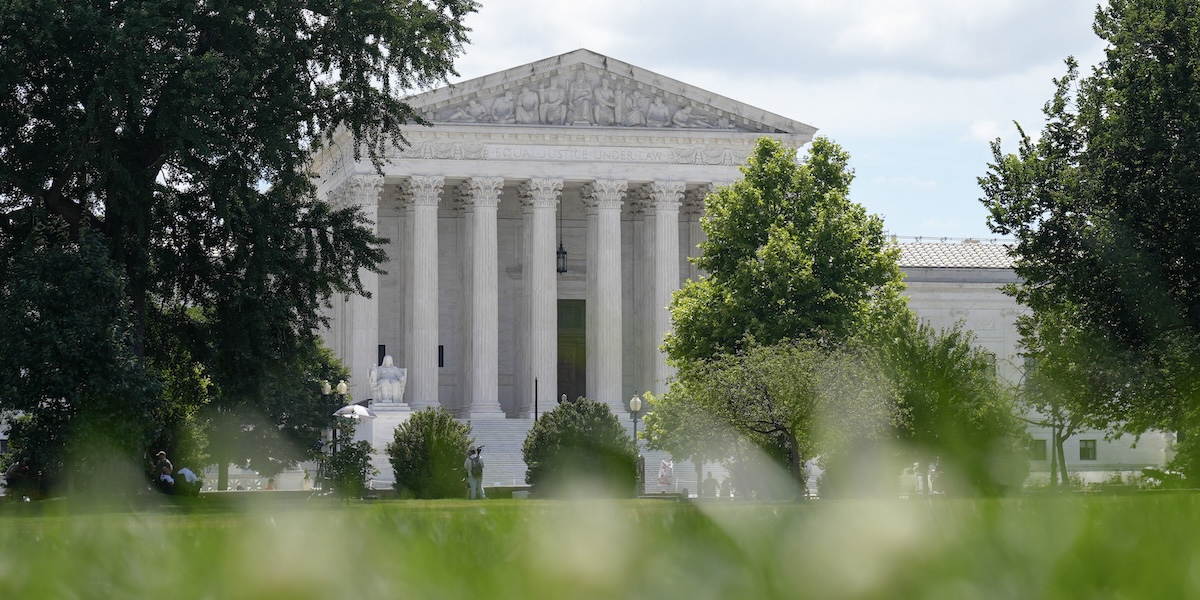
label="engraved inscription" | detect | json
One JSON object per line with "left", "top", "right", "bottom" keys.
{"left": 488, "top": 144, "right": 671, "bottom": 163}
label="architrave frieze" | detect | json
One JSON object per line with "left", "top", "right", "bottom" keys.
{"left": 374, "top": 127, "right": 769, "bottom": 168}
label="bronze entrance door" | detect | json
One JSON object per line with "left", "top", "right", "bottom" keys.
{"left": 557, "top": 299, "right": 586, "bottom": 402}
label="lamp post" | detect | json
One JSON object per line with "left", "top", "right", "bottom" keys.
{"left": 321, "top": 380, "right": 349, "bottom": 456}
{"left": 630, "top": 395, "right": 643, "bottom": 496}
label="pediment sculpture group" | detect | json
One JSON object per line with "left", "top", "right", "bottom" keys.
{"left": 437, "top": 71, "right": 737, "bottom": 130}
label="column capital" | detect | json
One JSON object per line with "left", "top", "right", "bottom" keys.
{"left": 518, "top": 178, "right": 563, "bottom": 209}
{"left": 581, "top": 180, "right": 627, "bottom": 211}
{"left": 457, "top": 177, "right": 504, "bottom": 209}
{"left": 408, "top": 176, "right": 445, "bottom": 207}
{"left": 344, "top": 175, "right": 385, "bottom": 207}
{"left": 683, "top": 184, "right": 712, "bottom": 216}
{"left": 625, "top": 184, "right": 653, "bottom": 217}
{"left": 651, "top": 181, "right": 685, "bottom": 210}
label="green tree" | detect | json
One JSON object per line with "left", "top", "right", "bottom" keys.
{"left": 1015, "top": 304, "right": 1133, "bottom": 488}
{"left": 980, "top": 0, "right": 1200, "bottom": 474}
{"left": 204, "top": 342, "right": 350, "bottom": 490}
{"left": 327, "top": 437, "right": 375, "bottom": 500}
{"left": 0, "top": 0, "right": 477, "bottom": 478}
{"left": 868, "top": 312, "right": 1027, "bottom": 495}
{"left": 647, "top": 340, "right": 896, "bottom": 497}
{"left": 665, "top": 136, "right": 904, "bottom": 364}
{"left": 386, "top": 407, "right": 472, "bottom": 499}
{"left": 522, "top": 399, "right": 637, "bottom": 497}
{"left": 0, "top": 221, "right": 158, "bottom": 495}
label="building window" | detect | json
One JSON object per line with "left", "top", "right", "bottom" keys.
{"left": 1079, "top": 439, "right": 1097, "bottom": 461}
{"left": 1029, "top": 439, "right": 1047, "bottom": 461}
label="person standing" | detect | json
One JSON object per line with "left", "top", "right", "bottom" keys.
{"left": 465, "top": 446, "right": 486, "bottom": 500}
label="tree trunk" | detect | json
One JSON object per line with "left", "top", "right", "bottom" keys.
{"left": 218, "top": 461, "right": 230, "bottom": 491}
{"left": 1057, "top": 440, "right": 1069, "bottom": 487}
{"left": 1050, "top": 429, "right": 1059, "bottom": 488}
{"left": 786, "top": 430, "right": 804, "bottom": 498}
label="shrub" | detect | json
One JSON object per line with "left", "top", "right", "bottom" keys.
{"left": 327, "top": 439, "right": 375, "bottom": 499}
{"left": 523, "top": 398, "right": 636, "bottom": 497}
{"left": 386, "top": 407, "right": 472, "bottom": 499}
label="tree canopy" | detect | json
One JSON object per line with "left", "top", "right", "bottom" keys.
{"left": 980, "top": 0, "right": 1200, "bottom": 471}
{"left": 0, "top": 0, "right": 478, "bottom": 490}
{"left": 645, "top": 340, "right": 896, "bottom": 498}
{"left": 522, "top": 399, "right": 637, "bottom": 497}
{"left": 664, "top": 136, "right": 904, "bottom": 365}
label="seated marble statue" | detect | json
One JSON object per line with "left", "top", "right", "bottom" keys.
{"left": 492, "top": 91, "right": 516, "bottom": 124}
{"left": 646, "top": 97, "right": 670, "bottom": 127}
{"left": 516, "top": 87, "right": 539, "bottom": 124}
{"left": 370, "top": 355, "right": 407, "bottom": 403}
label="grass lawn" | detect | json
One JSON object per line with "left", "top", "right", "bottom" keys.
{"left": 1, "top": 493, "right": 1198, "bottom": 599}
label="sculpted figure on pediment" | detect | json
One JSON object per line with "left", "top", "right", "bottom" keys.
{"left": 624, "top": 91, "right": 646, "bottom": 127}
{"left": 567, "top": 72, "right": 593, "bottom": 125}
{"left": 447, "top": 99, "right": 489, "bottom": 123}
{"left": 593, "top": 79, "right": 617, "bottom": 126}
{"left": 673, "top": 106, "right": 715, "bottom": 128}
{"left": 492, "top": 91, "right": 515, "bottom": 124}
{"left": 646, "top": 97, "right": 670, "bottom": 127}
{"left": 539, "top": 79, "right": 566, "bottom": 125}
{"left": 516, "top": 86, "right": 539, "bottom": 124}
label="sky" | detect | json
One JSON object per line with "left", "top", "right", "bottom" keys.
{"left": 442, "top": 0, "right": 1109, "bottom": 240}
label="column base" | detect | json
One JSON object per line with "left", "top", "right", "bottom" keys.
{"left": 467, "top": 407, "right": 508, "bottom": 420}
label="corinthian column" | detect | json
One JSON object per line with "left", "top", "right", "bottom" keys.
{"left": 518, "top": 179, "right": 562, "bottom": 419}
{"left": 683, "top": 184, "right": 712, "bottom": 283}
{"left": 459, "top": 177, "right": 505, "bottom": 417}
{"left": 651, "top": 181, "right": 685, "bottom": 395}
{"left": 408, "top": 176, "right": 444, "bottom": 409}
{"left": 582, "top": 180, "right": 626, "bottom": 413}
{"left": 332, "top": 175, "right": 384, "bottom": 402}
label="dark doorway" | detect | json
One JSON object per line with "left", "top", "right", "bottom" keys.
{"left": 557, "top": 299, "right": 586, "bottom": 402}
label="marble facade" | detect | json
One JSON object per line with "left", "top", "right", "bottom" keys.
{"left": 312, "top": 49, "right": 817, "bottom": 419}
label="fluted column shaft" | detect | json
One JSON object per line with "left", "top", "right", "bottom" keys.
{"left": 651, "top": 181, "right": 685, "bottom": 395}
{"left": 409, "top": 176, "right": 444, "bottom": 409}
{"left": 335, "top": 175, "right": 384, "bottom": 402}
{"left": 461, "top": 177, "right": 505, "bottom": 417}
{"left": 519, "top": 179, "right": 562, "bottom": 418}
{"left": 583, "top": 180, "right": 626, "bottom": 413}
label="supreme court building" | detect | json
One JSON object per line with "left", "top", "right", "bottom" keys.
{"left": 307, "top": 49, "right": 1168, "bottom": 489}
{"left": 312, "top": 49, "right": 817, "bottom": 420}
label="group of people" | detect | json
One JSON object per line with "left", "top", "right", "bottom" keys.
{"left": 700, "top": 472, "right": 734, "bottom": 499}
{"left": 152, "top": 451, "right": 202, "bottom": 496}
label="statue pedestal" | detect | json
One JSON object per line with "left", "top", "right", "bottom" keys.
{"left": 350, "top": 402, "right": 413, "bottom": 490}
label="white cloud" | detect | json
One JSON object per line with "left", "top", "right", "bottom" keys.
{"left": 441, "top": 0, "right": 1111, "bottom": 238}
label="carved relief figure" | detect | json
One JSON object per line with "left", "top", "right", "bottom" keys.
{"left": 672, "top": 106, "right": 692, "bottom": 127}
{"left": 516, "top": 86, "right": 539, "bottom": 124}
{"left": 447, "top": 99, "right": 488, "bottom": 123}
{"left": 593, "top": 79, "right": 617, "bottom": 126}
{"left": 539, "top": 79, "right": 566, "bottom": 125}
{"left": 370, "top": 355, "right": 408, "bottom": 403}
{"left": 646, "top": 97, "right": 670, "bottom": 127}
{"left": 624, "top": 91, "right": 646, "bottom": 126}
{"left": 673, "top": 105, "right": 714, "bottom": 128}
{"left": 566, "top": 72, "right": 593, "bottom": 124}
{"left": 492, "top": 91, "right": 515, "bottom": 124}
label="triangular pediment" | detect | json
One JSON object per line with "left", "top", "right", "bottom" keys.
{"left": 409, "top": 49, "right": 817, "bottom": 136}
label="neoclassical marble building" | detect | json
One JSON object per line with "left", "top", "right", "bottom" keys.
{"left": 308, "top": 50, "right": 1166, "bottom": 488}
{"left": 312, "top": 49, "right": 816, "bottom": 419}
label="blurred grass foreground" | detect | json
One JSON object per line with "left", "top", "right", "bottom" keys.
{"left": 4, "top": 494, "right": 1200, "bottom": 599}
